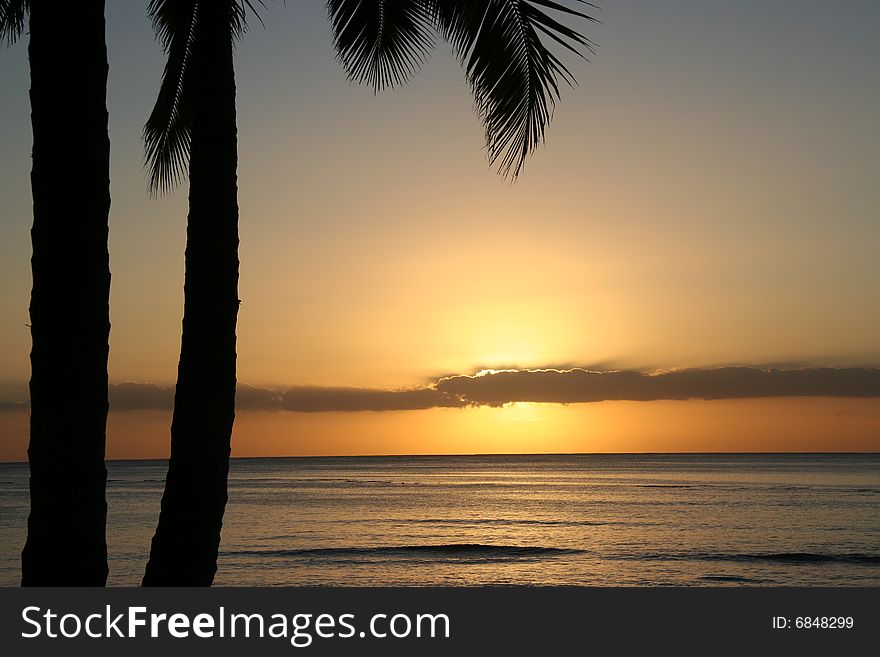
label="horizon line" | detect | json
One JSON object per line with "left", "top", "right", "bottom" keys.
{"left": 1, "top": 450, "right": 878, "bottom": 466}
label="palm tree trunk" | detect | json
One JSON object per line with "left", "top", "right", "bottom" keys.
{"left": 21, "top": 0, "right": 111, "bottom": 586}
{"left": 142, "top": 4, "right": 240, "bottom": 586}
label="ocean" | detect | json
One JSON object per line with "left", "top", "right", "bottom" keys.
{"left": 0, "top": 454, "right": 878, "bottom": 586}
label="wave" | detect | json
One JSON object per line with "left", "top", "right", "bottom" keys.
{"left": 402, "top": 518, "right": 639, "bottom": 527}
{"left": 223, "top": 543, "right": 582, "bottom": 561}
{"left": 730, "top": 553, "right": 880, "bottom": 565}
{"left": 231, "top": 478, "right": 401, "bottom": 486}
{"left": 698, "top": 574, "right": 775, "bottom": 583}
{"left": 618, "top": 552, "right": 880, "bottom": 565}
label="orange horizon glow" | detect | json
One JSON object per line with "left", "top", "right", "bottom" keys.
{"left": 1, "top": 397, "right": 878, "bottom": 462}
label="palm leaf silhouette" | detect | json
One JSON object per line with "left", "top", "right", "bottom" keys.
{"left": 431, "top": 0, "right": 596, "bottom": 177}
{"left": 329, "top": 0, "right": 596, "bottom": 177}
{"left": 0, "top": 0, "right": 28, "bottom": 45}
{"left": 327, "top": 0, "right": 436, "bottom": 91}
{"left": 144, "top": 0, "right": 262, "bottom": 195}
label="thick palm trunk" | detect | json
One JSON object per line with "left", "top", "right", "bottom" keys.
{"left": 21, "top": 1, "right": 111, "bottom": 586}
{"left": 143, "top": 6, "right": 240, "bottom": 586}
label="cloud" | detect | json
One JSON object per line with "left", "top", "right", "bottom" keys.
{"left": 434, "top": 367, "right": 880, "bottom": 406}
{"left": 279, "top": 386, "right": 463, "bottom": 412}
{"left": 236, "top": 384, "right": 285, "bottom": 411}
{"left": 109, "top": 382, "right": 173, "bottom": 410}
{"left": 0, "top": 367, "right": 878, "bottom": 413}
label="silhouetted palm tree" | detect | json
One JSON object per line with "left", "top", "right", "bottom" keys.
{"left": 141, "top": 0, "right": 593, "bottom": 586}
{"left": 2, "top": 0, "right": 111, "bottom": 585}
{"left": 139, "top": 0, "right": 245, "bottom": 586}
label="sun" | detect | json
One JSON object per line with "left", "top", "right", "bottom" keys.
{"left": 497, "top": 401, "right": 548, "bottom": 424}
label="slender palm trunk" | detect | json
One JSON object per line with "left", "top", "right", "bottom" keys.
{"left": 143, "top": 5, "right": 240, "bottom": 586}
{"left": 21, "top": 1, "right": 111, "bottom": 586}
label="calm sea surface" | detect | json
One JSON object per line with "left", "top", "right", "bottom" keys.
{"left": 0, "top": 454, "right": 878, "bottom": 586}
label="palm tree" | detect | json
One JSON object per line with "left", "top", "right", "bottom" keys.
{"left": 2, "top": 0, "right": 112, "bottom": 585}
{"left": 141, "top": 0, "right": 246, "bottom": 586}
{"left": 141, "top": 0, "right": 594, "bottom": 586}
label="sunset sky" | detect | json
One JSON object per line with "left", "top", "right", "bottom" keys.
{"left": 1, "top": 0, "right": 879, "bottom": 460}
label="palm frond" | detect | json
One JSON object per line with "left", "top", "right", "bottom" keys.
{"left": 144, "top": 0, "right": 200, "bottom": 195}
{"left": 232, "top": 0, "right": 267, "bottom": 40}
{"left": 431, "top": 0, "right": 596, "bottom": 177}
{"left": 327, "top": 0, "right": 436, "bottom": 91}
{"left": 144, "top": 0, "right": 265, "bottom": 194}
{"left": 0, "top": 0, "right": 28, "bottom": 46}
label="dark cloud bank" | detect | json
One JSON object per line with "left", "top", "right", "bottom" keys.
{"left": 2, "top": 367, "right": 880, "bottom": 413}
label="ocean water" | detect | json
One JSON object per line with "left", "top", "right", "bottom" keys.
{"left": 0, "top": 454, "right": 878, "bottom": 586}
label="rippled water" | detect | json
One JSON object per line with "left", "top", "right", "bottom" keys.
{"left": 1, "top": 454, "right": 878, "bottom": 586}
